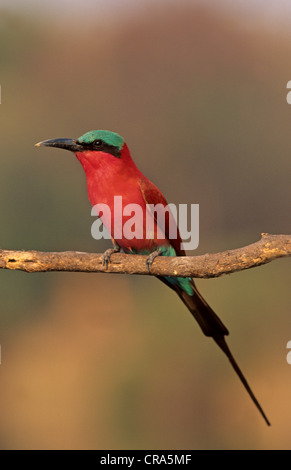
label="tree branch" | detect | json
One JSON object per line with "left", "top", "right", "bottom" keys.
{"left": 0, "top": 233, "right": 290, "bottom": 279}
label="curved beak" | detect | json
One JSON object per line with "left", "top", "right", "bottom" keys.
{"left": 35, "top": 138, "right": 83, "bottom": 152}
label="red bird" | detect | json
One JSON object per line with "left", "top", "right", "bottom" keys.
{"left": 36, "top": 129, "right": 270, "bottom": 425}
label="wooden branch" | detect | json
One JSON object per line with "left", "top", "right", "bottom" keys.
{"left": 0, "top": 233, "right": 290, "bottom": 279}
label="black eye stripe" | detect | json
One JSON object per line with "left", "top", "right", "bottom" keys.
{"left": 76, "top": 139, "right": 121, "bottom": 158}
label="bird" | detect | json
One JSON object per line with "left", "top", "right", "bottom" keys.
{"left": 36, "top": 129, "right": 270, "bottom": 426}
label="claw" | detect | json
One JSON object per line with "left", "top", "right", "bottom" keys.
{"left": 102, "top": 246, "right": 120, "bottom": 269}
{"left": 146, "top": 248, "right": 162, "bottom": 272}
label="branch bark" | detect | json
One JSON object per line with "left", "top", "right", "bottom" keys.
{"left": 0, "top": 233, "right": 290, "bottom": 279}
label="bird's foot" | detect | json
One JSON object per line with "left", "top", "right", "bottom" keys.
{"left": 146, "top": 248, "right": 163, "bottom": 272}
{"left": 102, "top": 246, "right": 120, "bottom": 269}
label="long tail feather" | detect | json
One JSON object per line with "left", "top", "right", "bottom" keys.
{"left": 160, "top": 277, "right": 270, "bottom": 426}
{"left": 214, "top": 335, "right": 270, "bottom": 426}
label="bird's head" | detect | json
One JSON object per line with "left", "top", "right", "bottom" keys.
{"left": 35, "top": 130, "right": 134, "bottom": 172}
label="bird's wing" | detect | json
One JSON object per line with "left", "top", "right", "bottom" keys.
{"left": 139, "top": 177, "right": 186, "bottom": 256}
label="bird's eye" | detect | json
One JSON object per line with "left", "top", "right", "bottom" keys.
{"left": 94, "top": 139, "right": 102, "bottom": 146}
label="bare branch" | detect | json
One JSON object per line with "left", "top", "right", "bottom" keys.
{"left": 0, "top": 233, "right": 290, "bottom": 279}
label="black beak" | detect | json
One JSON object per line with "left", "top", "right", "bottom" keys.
{"left": 35, "top": 138, "right": 83, "bottom": 152}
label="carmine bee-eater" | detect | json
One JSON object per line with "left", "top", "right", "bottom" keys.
{"left": 36, "top": 130, "right": 270, "bottom": 425}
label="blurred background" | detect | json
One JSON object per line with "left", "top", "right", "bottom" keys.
{"left": 0, "top": 0, "right": 290, "bottom": 450}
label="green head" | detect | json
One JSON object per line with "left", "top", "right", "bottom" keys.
{"left": 36, "top": 130, "right": 125, "bottom": 158}
{"left": 77, "top": 130, "right": 124, "bottom": 150}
